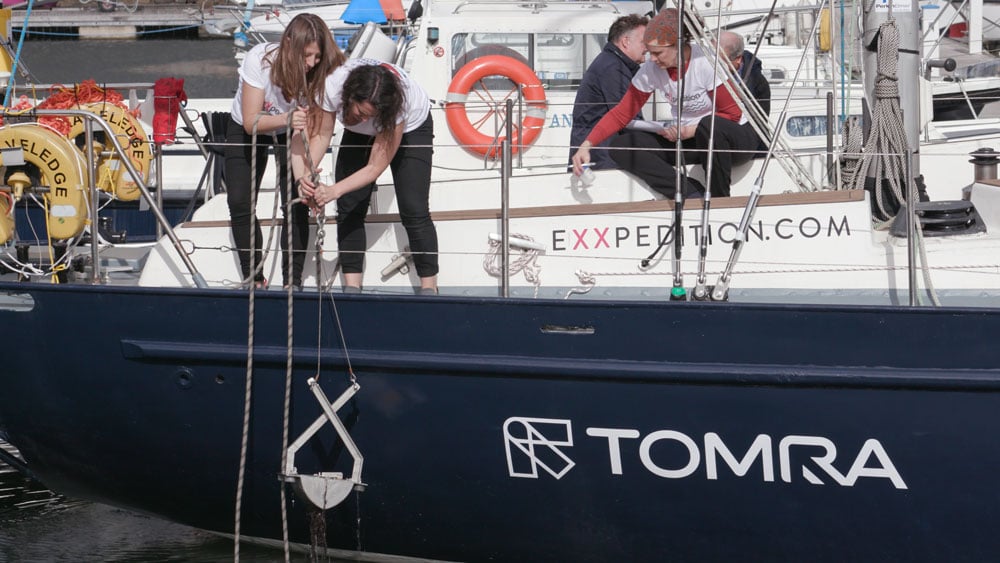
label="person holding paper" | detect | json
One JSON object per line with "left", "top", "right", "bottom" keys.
{"left": 570, "top": 8, "right": 758, "bottom": 198}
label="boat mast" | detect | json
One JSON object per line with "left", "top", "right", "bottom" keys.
{"left": 862, "top": 0, "right": 921, "bottom": 171}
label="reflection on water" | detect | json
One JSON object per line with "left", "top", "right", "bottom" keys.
{"left": 0, "top": 451, "right": 281, "bottom": 562}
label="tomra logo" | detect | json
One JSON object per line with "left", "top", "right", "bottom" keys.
{"left": 502, "top": 417, "right": 907, "bottom": 489}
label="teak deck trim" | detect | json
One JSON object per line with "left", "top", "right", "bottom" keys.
{"left": 180, "top": 189, "right": 865, "bottom": 229}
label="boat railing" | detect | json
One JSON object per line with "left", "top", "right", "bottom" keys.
{"left": 5, "top": 82, "right": 213, "bottom": 158}
{"left": 0, "top": 107, "right": 207, "bottom": 288}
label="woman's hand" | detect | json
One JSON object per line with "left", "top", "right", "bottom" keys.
{"left": 571, "top": 140, "right": 592, "bottom": 176}
{"left": 660, "top": 124, "right": 697, "bottom": 142}
{"left": 306, "top": 181, "right": 340, "bottom": 207}
{"left": 289, "top": 108, "right": 309, "bottom": 132}
{"left": 297, "top": 175, "right": 319, "bottom": 206}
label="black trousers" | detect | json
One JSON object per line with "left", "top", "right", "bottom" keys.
{"left": 609, "top": 116, "right": 758, "bottom": 198}
{"left": 335, "top": 114, "right": 438, "bottom": 278}
{"left": 223, "top": 116, "right": 310, "bottom": 286}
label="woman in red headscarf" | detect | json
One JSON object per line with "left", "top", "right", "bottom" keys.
{"left": 571, "top": 8, "right": 758, "bottom": 198}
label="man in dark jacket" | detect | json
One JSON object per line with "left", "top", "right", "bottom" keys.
{"left": 720, "top": 31, "right": 771, "bottom": 153}
{"left": 568, "top": 14, "right": 648, "bottom": 170}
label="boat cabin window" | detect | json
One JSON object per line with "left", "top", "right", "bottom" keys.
{"left": 785, "top": 115, "right": 862, "bottom": 137}
{"left": 451, "top": 32, "right": 605, "bottom": 92}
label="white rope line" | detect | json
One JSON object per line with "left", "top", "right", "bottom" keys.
{"left": 234, "top": 110, "right": 268, "bottom": 563}
{"left": 279, "top": 108, "right": 298, "bottom": 563}
{"left": 482, "top": 233, "right": 542, "bottom": 298}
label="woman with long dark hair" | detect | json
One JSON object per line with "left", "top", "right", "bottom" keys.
{"left": 298, "top": 59, "right": 438, "bottom": 294}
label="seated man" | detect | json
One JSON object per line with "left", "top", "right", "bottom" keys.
{"left": 719, "top": 30, "right": 771, "bottom": 154}
{"left": 568, "top": 14, "right": 649, "bottom": 170}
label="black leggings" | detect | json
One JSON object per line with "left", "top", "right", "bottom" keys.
{"left": 609, "top": 116, "right": 757, "bottom": 198}
{"left": 223, "top": 116, "right": 310, "bottom": 286}
{"left": 335, "top": 114, "right": 438, "bottom": 278}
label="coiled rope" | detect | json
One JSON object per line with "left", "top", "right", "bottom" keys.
{"left": 842, "top": 16, "right": 940, "bottom": 306}
{"left": 483, "top": 233, "right": 542, "bottom": 298}
{"left": 846, "top": 19, "right": 908, "bottom": 222}
{"left": 35, "top": 80, "right": 132, "bottom": 136}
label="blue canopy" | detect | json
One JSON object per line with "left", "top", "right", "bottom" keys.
{"left": 342, "top": 0, "right": 388, "bottom": 24}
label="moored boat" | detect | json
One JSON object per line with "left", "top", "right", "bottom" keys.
{"left": 2, "top": 0, "right": 1000, "bottom": 560}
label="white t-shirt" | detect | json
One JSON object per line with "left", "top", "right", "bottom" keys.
{"left": 631, "top": 44, "right": 747, "bottom": 126}
{"left": 230, "top": 42, "right": 297, "bottom": 127}
{"left": 321, "top": 58, "right": 430, "bottom": 136}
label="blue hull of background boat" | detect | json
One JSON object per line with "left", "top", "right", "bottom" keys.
{"left": 0, "top": 283, "right": 998, "bottom": 561}
{"left": 15, "top": 200, "right": 197, "bottom": 244}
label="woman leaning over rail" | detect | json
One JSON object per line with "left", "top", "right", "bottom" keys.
{"left": 224, "top": 13, "right": 345, "bottom": 290}
{"left": 297, "top": 59, "right": 438, "bottom": 295}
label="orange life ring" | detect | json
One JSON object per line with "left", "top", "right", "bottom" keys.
{"left": 445, "top": 54, "right": 547, "bottom": 159}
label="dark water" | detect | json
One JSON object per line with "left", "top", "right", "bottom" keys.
{"left": 0, "top": 452, "right": 284, "bottom": 562}
{"left": 0, "top": 38, "right": 294, "bottom": 562}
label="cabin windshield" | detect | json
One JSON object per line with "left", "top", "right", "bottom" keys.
{"left": 450, "top": 32, "right": 605, "bottom": 92}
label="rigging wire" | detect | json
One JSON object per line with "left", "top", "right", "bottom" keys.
{"left": 3, "top": 0, "right": 34, "bottom": 107}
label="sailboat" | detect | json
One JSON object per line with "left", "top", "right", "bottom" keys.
{"left": 1, "top": 0, "right": 1000, "bottom": 560}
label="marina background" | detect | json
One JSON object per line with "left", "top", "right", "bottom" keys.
{"left": 12, "top": 34, "right": 238, "bottom": 98}
{"left": 0, "top": 32, "right": 283, "bottom": 562}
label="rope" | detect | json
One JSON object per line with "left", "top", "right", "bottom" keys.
{"left": 483, "top": 233, "right": 542, "bottom": 298}
{"left": 840, "top": 116, "right": 864, "bottom": 188}
{"left": 234, "top": 111, "right": 268, "bottom": 563}
{"left": 33, "top": 80, "right": 130, "bottom": 136}
{"left": 279, "top": 109, "right": 297, "bottom": 563}
{"left": 847, "top": 19, "right": 908, "bottom": 222}
{"left": 842, "top": 18, "right": 940, "bottom": 305}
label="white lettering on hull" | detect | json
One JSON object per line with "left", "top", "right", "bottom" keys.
{"left": 505, "top": 417, "right": 907, "bottom": 490}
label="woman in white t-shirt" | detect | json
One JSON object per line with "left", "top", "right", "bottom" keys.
{"left": 224, "top": 13, "right": 345, "bottom": 289}
{"left": 571, "top": 8, "right": 757, "bottom": 198}
{"left": 298, "top": 59, "right": 438, "bottom": 295}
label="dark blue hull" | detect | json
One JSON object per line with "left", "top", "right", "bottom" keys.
{"left": 0, "top": 283, "right": 998, "bottom": 561}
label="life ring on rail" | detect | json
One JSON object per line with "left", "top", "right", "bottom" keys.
{"left": 0, "top": 123, "right": 88, "bottom": 241}
{"left": 66, "top": 102, "right": 150, "bottom": 202}
{"left": 445, "top": 54, "right": 547, "bottom": 159}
